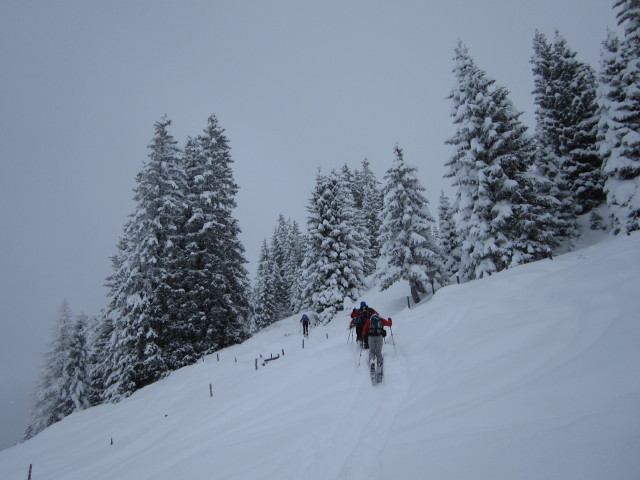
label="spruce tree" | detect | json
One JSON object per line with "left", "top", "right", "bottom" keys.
{"left": 251, "top": 239, "right": 279, "bottom": 332}
{"left": 284, "top": 219, "right": 305, "bottom": 312}
{"left": 376, "top": 145, "right": 442, "bottom": 302}
{"left": 446, "top": 42, "right": 553, "bottom": 280}
{"left": 87, "top": 309, "right": 114, "bottom": 406}
{"left": 64, "top": 313, "right": 92, "bottom": 412}
{"left": 26, "top": 301, "right": 91, "bottom": 438}
{"left": 437, "top": 190, "right": 460, "bottom": 282}
{"left": 26, "top": 300, "right": 73, "bottom": 438}
{"left": 270, "top": 215, "right": 297, "bottom": 319}
{"left": 599, "top": 1, "right": 640, "bottom": 233}
{"left": 300, "top": 169, "right": 365, "bottom": 323}
{"left": 355, "top": 158, "right": 383, "bottom": 276}
{"left": 102, "top": 116, "right": 185, "bottom": 400}
{"left": 531, "top": 31, "right": 604, "bottom": 235}
{"left": 339, "top": 163, "right": 371, "bottom": 278}
{"left": 191, "top": 115, "right": 251, "bottom": 347}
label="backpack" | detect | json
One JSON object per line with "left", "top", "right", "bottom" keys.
{"left": 359, "top": 306, "right": 372, "bottom": 321}
{"left": 369, "top": 315, "right": 385, "bottom": 336}
{"left": 302, "top": 314, "right": 309, "bottom": 323}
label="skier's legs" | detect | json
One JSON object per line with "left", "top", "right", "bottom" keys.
{"left": 368, "top": 336, "right": 384, "bottom": 367}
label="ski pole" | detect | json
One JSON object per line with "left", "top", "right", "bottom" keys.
{"left": 390, "top": 325, "right": 397, "bottom": 354}
{"left": 347, "top": 327, "right": 353, "bottom": 344}
{"left": 357, "top": 341, "right": 363, "bottom": 366}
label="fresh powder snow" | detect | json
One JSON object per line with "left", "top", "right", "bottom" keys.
{"left": 1, "top": 232, "right": 639, "bottom": 479}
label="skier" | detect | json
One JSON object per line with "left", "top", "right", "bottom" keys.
{"left": 354, "top": 301, "right": 377, "bottom": 349}
{"left": 362, "top": 313, "right": 392, "bottom": 383}
{"left": 349, "top": 308, "right": 363, "bottom": 344}
{"left": 300, "top": 313, "right": 310, "bottom": 337}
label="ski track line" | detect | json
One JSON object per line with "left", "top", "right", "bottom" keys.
{"left": 300, "top": 340, "right": 411, "bottom": 480}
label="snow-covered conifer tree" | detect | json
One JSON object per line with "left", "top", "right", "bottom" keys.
{"left": 86, "top": 309, "right": 113, "bottom": 406}
{"left": 64, "top": 313, "right": 92, "bottom": 412}
{"left": 102, "top": 116, "right": 185, "bottom": 400}
{"left": 339, "top": 163, "right": 371, "bottom": 278}
{"left": 26, "top": 301, "right": 91, "bottom": 438}
{"left": 269, "top": 215, "right": 305, "bottom": 319}
{"left": 446, "top": 42, "right": 554, "bottom": 280}
{"left": 284, "top": 219, "right": 305, "bottom": 312}
{"left": 251, "top": 239, "right": 279, "bottom": 332}
{"left": 531, "top": 31, "right": 604, "bottom": 236}
{"left": 598, "top": 2, "right": 640, "bottom": 234}
{"left": 437, "top": 190, "right": 460, "bottom": 281}
{"left": 300, "top": 169, "right": 365, "bottom": 322}
{"left": 377, "top": 145, "right": 443, "bottom": 302}
{"left": 190, "top": 115, "right": 251, "bottom": 347}
{"left": 354, "top": 158, "right": 383, "bottom": 276}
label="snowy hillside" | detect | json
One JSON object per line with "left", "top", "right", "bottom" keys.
{"left": 1, "top": 233, "right": 639, "bottom": 480}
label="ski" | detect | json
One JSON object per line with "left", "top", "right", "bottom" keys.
{"left": 369, "top": 362, "right": 383, "bottom": 384}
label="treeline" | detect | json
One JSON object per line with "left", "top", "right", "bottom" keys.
{"left": 25, "top": 0, "right": 639, "bottom": 440}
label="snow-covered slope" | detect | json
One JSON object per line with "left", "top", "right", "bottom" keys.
{"left": 2, "top": 233, "right": 639, "bottom": 480}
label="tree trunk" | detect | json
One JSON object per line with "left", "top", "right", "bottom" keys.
{"left": 410, "top": 283, "right": 421, "bottom": 304}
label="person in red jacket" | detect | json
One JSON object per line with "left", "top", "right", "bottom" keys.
{"left": 362, "top": 313, "right": 392, "bottom": 380}
{"left": 350, "top": 301, "right": 378, "bottom": 349}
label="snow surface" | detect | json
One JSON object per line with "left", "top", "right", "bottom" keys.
{"left": 2, "top": 233, "right": 640, "bottom": 479}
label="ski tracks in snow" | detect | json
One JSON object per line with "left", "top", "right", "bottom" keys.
{"left": 301, "top": 340, "right": 411, "bottom": 480}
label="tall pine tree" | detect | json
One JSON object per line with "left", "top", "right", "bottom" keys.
{"left": 446, "top": 42, "right": 554, "bottom": 280}
{"left": 102, "top": 116, "right": 185, "bottom": 400}
{"left": 26, "top": 301, "right": 92, "bottom": 438}
{"left": 377, "top": 145, "right": 443, "bottom": 302}
{"left": 185, "top": 115, "right": 251, "bottom": 350}
{"left": 354, "top": 158, "right": 383, "bottom": 276}
{"left": 437, "top": 190, "right": 460, "bottom": 282}
{"left": 531, "top": 31, "right": 604, "bottom": 236}
{"left": 300, "top": 169, "right": 365, "bottom": 323}
{"left": 598, "top": 1, "right": 640, "bottom": 234}
{"left": 250, "top": 239, "right": 279, "bottom": 332}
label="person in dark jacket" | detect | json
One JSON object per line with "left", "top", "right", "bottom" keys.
{"left": 349, "top": 308, "right": 362, "bottom": 343}
{"left": 300, "top": 314, "right": 310, "bottom": 337}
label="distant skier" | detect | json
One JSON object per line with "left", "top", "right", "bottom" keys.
{"left": 362, "top": 314, "right": 392, "bottom": 383}
{"left": 300, "top": 314, "right": 310, "bottom": 337}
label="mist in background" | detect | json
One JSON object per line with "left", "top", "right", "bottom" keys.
{"left": 0, "top": 0, "right": 615, "bottom": 449}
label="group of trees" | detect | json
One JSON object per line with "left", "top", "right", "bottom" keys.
{"left": 443, "top": 0, "right": 639, "bottom": 281}
{"left": 26, "top": 0, "right": 638, "bottom": 440}
{"left": 250, "top": 1, "right": 640, "bottom": 324}
{"left": 251, "top": 159, "right": 384, "bottom": 326}
{"left": 27, "top": 115, "right": 251, "bottom": 438}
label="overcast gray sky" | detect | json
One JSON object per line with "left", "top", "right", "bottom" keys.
{"left": 0, "top": 0, "right": 616, "bottom": 449}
